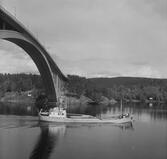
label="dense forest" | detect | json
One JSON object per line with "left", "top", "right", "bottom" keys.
{"left": 1, "top": 73, "right": 167, "bottom": 103}
{"left": 67, "top": 75, "right": 167, "bottom": 103}
{"left": 0, "top": 73, "right": 43, "bottom": 97}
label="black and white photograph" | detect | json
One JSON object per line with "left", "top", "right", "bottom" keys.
{"left": 0, "top": 0, "right": 167, "bottom": 159}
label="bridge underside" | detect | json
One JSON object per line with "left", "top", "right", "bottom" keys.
{"left": 0, "top": 7, "right": 67, "bottom": 104}
{"left": 0, "top": 30, "right": 59, "bottom": 102}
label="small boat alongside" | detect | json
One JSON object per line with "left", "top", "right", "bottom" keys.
{"left": 39, "top": 107, "right": 133, "bottom": 124}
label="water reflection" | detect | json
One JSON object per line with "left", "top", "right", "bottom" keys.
{"left": 29, "top": 123, "right": 66, "bottom": 159}
{"left": 67, "top": 103, "right": 167, "bottom": 121}
{"left": 29, "top": 122, "right": 134, "bottom": 159}
{"left": 124, "top": 103, "right": 167, "bottom": 121}
{"left": 0, "top": 102, "right": 37, "bottom": 116}
{"left": 0, "top": 102, "right": 166, "bottom": 159}
{"left": 0, "top": 102, "right": 167, "bottom": 122}
{"left": 113, "top": 122, "right": 134, "bottom": 131}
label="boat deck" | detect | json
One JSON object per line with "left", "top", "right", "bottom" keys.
{"left": 39, "top": 114, "right": 133, "bottom": 124}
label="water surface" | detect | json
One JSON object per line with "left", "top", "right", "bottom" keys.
{"left": 0, "top": 102, "right": 167, "bottom": 159}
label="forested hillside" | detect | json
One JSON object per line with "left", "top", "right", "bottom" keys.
{"left": 67, "top": 75, "right": 167, "bottom": 102}
{"left": 0, "top": 73, "right": 43, "bottom": 97}
{"left": 1, "top": 74, "right": 167, "bottom": 103}
{"left": 89, "top": 77, "right": 167, "bottom": 88}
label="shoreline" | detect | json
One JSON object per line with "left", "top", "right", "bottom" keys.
{"left": 0, "top": 91, "right": 166, "bottom": 105}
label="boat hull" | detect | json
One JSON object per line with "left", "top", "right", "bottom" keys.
{"left": 39, "top": 114, "right": 133, "bottom": 124}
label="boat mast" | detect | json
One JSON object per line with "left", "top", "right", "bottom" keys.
{"left": 121, "top": 99, "right": 123, "bottom": 115}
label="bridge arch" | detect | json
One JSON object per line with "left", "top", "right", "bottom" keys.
{"left": 0, "top": 30, "right": 57, "bottom": 101}
{"left": 0, "top": 6, "right": 67, "bottom": 104}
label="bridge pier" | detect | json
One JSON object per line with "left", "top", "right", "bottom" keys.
{"left": 2, "top": 22, "right": 6, "bottom": 29}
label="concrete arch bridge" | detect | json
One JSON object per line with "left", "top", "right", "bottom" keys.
{"left": 0, "top": 6, "right": 67, "bottom": 104}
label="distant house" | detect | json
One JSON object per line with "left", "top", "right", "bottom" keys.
{"left": 149, "top": 97, "right": 153, "bottom": 100}
{"left": 27, "top": 90, "right": 32, "bottom": 97}
{"left": 145, "top": 97, "right": 154, "bottom": 103}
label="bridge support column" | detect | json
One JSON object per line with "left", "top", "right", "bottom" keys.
{"left": 52, "top": 73, "right": 66, "bottom": 102}
{"left": 2, "top": 22, "right": 6, "bottom": 29}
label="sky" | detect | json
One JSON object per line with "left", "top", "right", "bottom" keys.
{"left": 0, "top": 0, "right": 167, "bottom": 78}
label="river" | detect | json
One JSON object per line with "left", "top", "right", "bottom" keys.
{"left": 0, "top": 102, "right": 167, "bottom": 159}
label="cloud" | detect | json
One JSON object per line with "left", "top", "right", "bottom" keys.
{"left": 127, "top": 0, "right": 167, "bottom": 19}
{"left": 124, "top": 65, "right": 162, "bottom": 78}
{"left": 0, "top": 0, "right": 167, "bottom": 78}
{"left": 0, "top": 42, "right": 38, "bottom": 74}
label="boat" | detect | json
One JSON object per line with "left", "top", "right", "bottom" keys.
{"left": 39, "top": 107, "right": 133, "bottom": 124}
